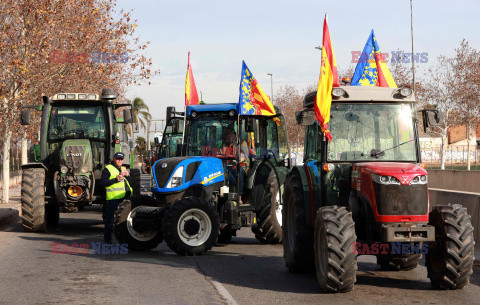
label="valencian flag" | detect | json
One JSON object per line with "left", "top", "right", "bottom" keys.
{"left": 351, "top": 30, "right": 397, "bottom": 87}
{"left": 315, "top": 15, "right": 339, "bottom": 141}
{"left": 185, "top": 52, "right": 199, "bottom": 106}
{"left": 238, "top": 61, "right": 276, "bottom": 117}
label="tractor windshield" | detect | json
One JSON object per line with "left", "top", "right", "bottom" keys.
{"left": 186, "top": 115, "right": 237, "bottom": 157}
{"left": 327, "top": 103, "right": 417, "bottom": 162}
{"left": 48, "top": 105, "right": 106, "bottom": 141}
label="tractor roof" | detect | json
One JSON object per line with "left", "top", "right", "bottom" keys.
{"left": 303, "top": 86, "right": 416, "bottom": 108}
{"left": 186, "top": 103, "right": 238, "bottom": 116}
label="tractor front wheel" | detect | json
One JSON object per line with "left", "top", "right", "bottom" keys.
{"left": 163, "top": 197, "right": 219, "bottom": 256}
{"left": 314, "top": 205, "right": 357, "bottom": 293}
{"left": 426, "top": 204, "right": 474, "bottom": 289}
{"left": 114, "top": 196, "right": 163, "bottom": 251}
{"left": 21, "top": 168, "right": 47, "bottom": 232}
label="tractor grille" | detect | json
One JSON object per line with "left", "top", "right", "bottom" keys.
{"left": 65, "top": 145, "right": 85, "bottom": 170}
{"left": 374, "top": 183, "right": 428, "bottom": 215}
{"left": 154, "top": 157, "right": 188, "bottom": 188}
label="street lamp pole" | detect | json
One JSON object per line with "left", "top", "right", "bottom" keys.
{"left": 267, "top": 73, "right": 273, "bottom": 103}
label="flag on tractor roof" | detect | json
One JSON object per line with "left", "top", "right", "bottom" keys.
{"left": 314, "top": 14, "right": 339, "bottom": 141}
{"left": 238, "top": 61, "right": 276, "bottom": 117}
{"left": 351, "top": 30, "right": 397, "bottom": 87}
{"left": 185, "top": 52, "right": 199, "bottom": 106}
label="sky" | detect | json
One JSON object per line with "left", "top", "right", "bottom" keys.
{"left": 116, "top": 0, "right": 480, "bottom": 125}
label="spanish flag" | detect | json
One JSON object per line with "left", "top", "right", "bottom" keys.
{"left": 185, "top": 52, "right": 199, "bottom": 106}
{"left": 315, "top": 15, "right": 339, "bottom": 141}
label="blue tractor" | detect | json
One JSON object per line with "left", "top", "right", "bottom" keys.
{"left": 114, "top": 103, "right": 291, "bottom": 255}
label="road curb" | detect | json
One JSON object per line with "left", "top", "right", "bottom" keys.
{"left": 0, "top": 204, "right": 21, "bottom": 228}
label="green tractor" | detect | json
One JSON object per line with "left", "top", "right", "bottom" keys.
{"left": 20, "top": 89, "right": 141, "bottom": 232}
{"left": 283, "top": 86, "right": 474, "bottom": 292}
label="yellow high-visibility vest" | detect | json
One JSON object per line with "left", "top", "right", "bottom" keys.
{"left": 105, "top": 164, "right": 132, "bottom": 200}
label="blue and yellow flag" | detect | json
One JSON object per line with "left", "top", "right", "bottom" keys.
{"left": 239, "top": 61, "right": 256, "bottom": 115}
{"left": 351, "top": 30, "right": 397, "bottom": 87}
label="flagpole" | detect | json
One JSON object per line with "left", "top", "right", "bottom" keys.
{"left": 410, "top": 0, "right": 415, "bottom": 91}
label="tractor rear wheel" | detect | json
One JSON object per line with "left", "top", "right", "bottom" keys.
{"left": 252, "top": 172, "right": 282, "bottom": 244}
{"left": 377, "top": 254, "right": 421, "bottom": 271}
{"left": 130, "top": 169, "right": 141, "bottom": 197}
{"left": 21, "top": 168, "right": 47, "bottom": 232}
{"left": 426, "top": 204, "right": 474, "bottom": 289}
{"left": 282, "top": 170, "right": 314, "bottom": 273}
{"left": 114, "top": 196, "right": 163, "bottom": 251}
{"left": 163, "top": 197, "right": 219, "bottom": 256}
{"left": 314, "top": 205, "right": 357, "bottom": 293}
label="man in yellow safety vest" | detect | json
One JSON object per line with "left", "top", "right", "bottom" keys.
{"left": 101, "top": 152, "right": 133, "bottom": 243}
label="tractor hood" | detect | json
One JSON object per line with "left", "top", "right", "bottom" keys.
{"left": 60, "top": 139, "right": 93, "bottom": 173}
{"left": 353, "top": 162, "right": 427, "bottom": 185}
{"left": 152, "top": 156, "right": 224, "bottom": 193}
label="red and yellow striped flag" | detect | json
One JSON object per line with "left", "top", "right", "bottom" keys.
{"left": 185, "top": 52, "right": 199, "bottom": 106}
{"left": 314, "top": 15, "right": 339, "bottom": 141}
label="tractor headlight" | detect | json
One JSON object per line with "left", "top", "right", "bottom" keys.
{"left": 60, "top": 166, "right": 68, "bottom": 174}
{"left": 166, "top": 166, "right": 184, "bottom": 188}
{"left": 372, "top": 174, "right": 401, "bottom": 185}
{"left": 80, "top": 165, "right": 89, "bottom": 173}
{"left": 411, "top": 175, "right": 428, "bottom": 184}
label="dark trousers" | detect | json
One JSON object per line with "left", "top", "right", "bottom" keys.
{"left": 104, "top": 199, "right": 123, "bottom": 243}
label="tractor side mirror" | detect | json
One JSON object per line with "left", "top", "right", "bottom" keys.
{"left": 123, "top": 109, "right": 133, "bottom": 124}
{"left": 245, "top": 117, "right": 255, "bottom": 133}
{"left": 420, "top": 109, "right": 444, "bottom": 132}
{"left": 295, "top": 109, "right": 315, "bottom": 126}
{"left": 172, "top": 120, "right": 180, "bottom": 133}
{"left": 21, "top": 109, "right": 31, "bottom": 125}
{"left": 166, "top": 106, "right": 175, "bottom": 121}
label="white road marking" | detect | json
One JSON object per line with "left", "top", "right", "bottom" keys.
{"left": 211, "top": 280, "right": 238, "bottom": 305}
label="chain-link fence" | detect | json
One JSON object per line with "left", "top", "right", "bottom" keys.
{"left": 422, "top": 145, "right": 480, "bottom": 170}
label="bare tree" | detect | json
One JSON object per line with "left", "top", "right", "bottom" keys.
{"left": 451, "top": 40, "right": 480, "bottom": 170}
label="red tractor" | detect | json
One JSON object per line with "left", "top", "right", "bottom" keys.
{"left": 283, "top": 86, "right": 475, "bottom": 292}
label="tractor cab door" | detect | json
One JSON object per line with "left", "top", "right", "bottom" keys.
{"left": 158, "top": 117, "right": 184, "bottom": 159}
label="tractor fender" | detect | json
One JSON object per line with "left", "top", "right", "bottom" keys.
{"left": 21, "top": 162, "right": 47, "bottom": 171}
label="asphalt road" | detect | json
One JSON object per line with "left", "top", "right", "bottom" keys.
{"left": 0, "top": 175, "right": 479, "bottom": 305}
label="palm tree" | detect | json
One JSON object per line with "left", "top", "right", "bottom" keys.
{"left": 132, "top": 97, "right": 152, "bottom": 132}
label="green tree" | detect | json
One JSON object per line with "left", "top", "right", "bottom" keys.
{"left": 133, "top": 97, "right": 152, "bottom": 132}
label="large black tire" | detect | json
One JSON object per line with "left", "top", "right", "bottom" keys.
{"left": 130, "top": 169, "right": 141, "bottom": 197}
{"left": 21, "top": 168, "right": 47, "bottom": 232}
{"left": 252, "top": 172, "right": 282, "bottom": 244}
{"left": 46, "top": 200, "right": 60, "bottom": 227}
{"left": 114, "top": 196, "right": 163, "bottom": 251}
{"left": 314, "top": 206, "right": 357, "bottom": 293}
{"left": 163, "top": 197, "right": 219, "bottom": 256}
{"left": 377, "top": 254, "right": 421, "bottom": 271}
{"left": 282, "top": 170, "right": 315, "bottom": 273}
{"left": 426, "top": 204, "right": 474, "bottom": 290}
